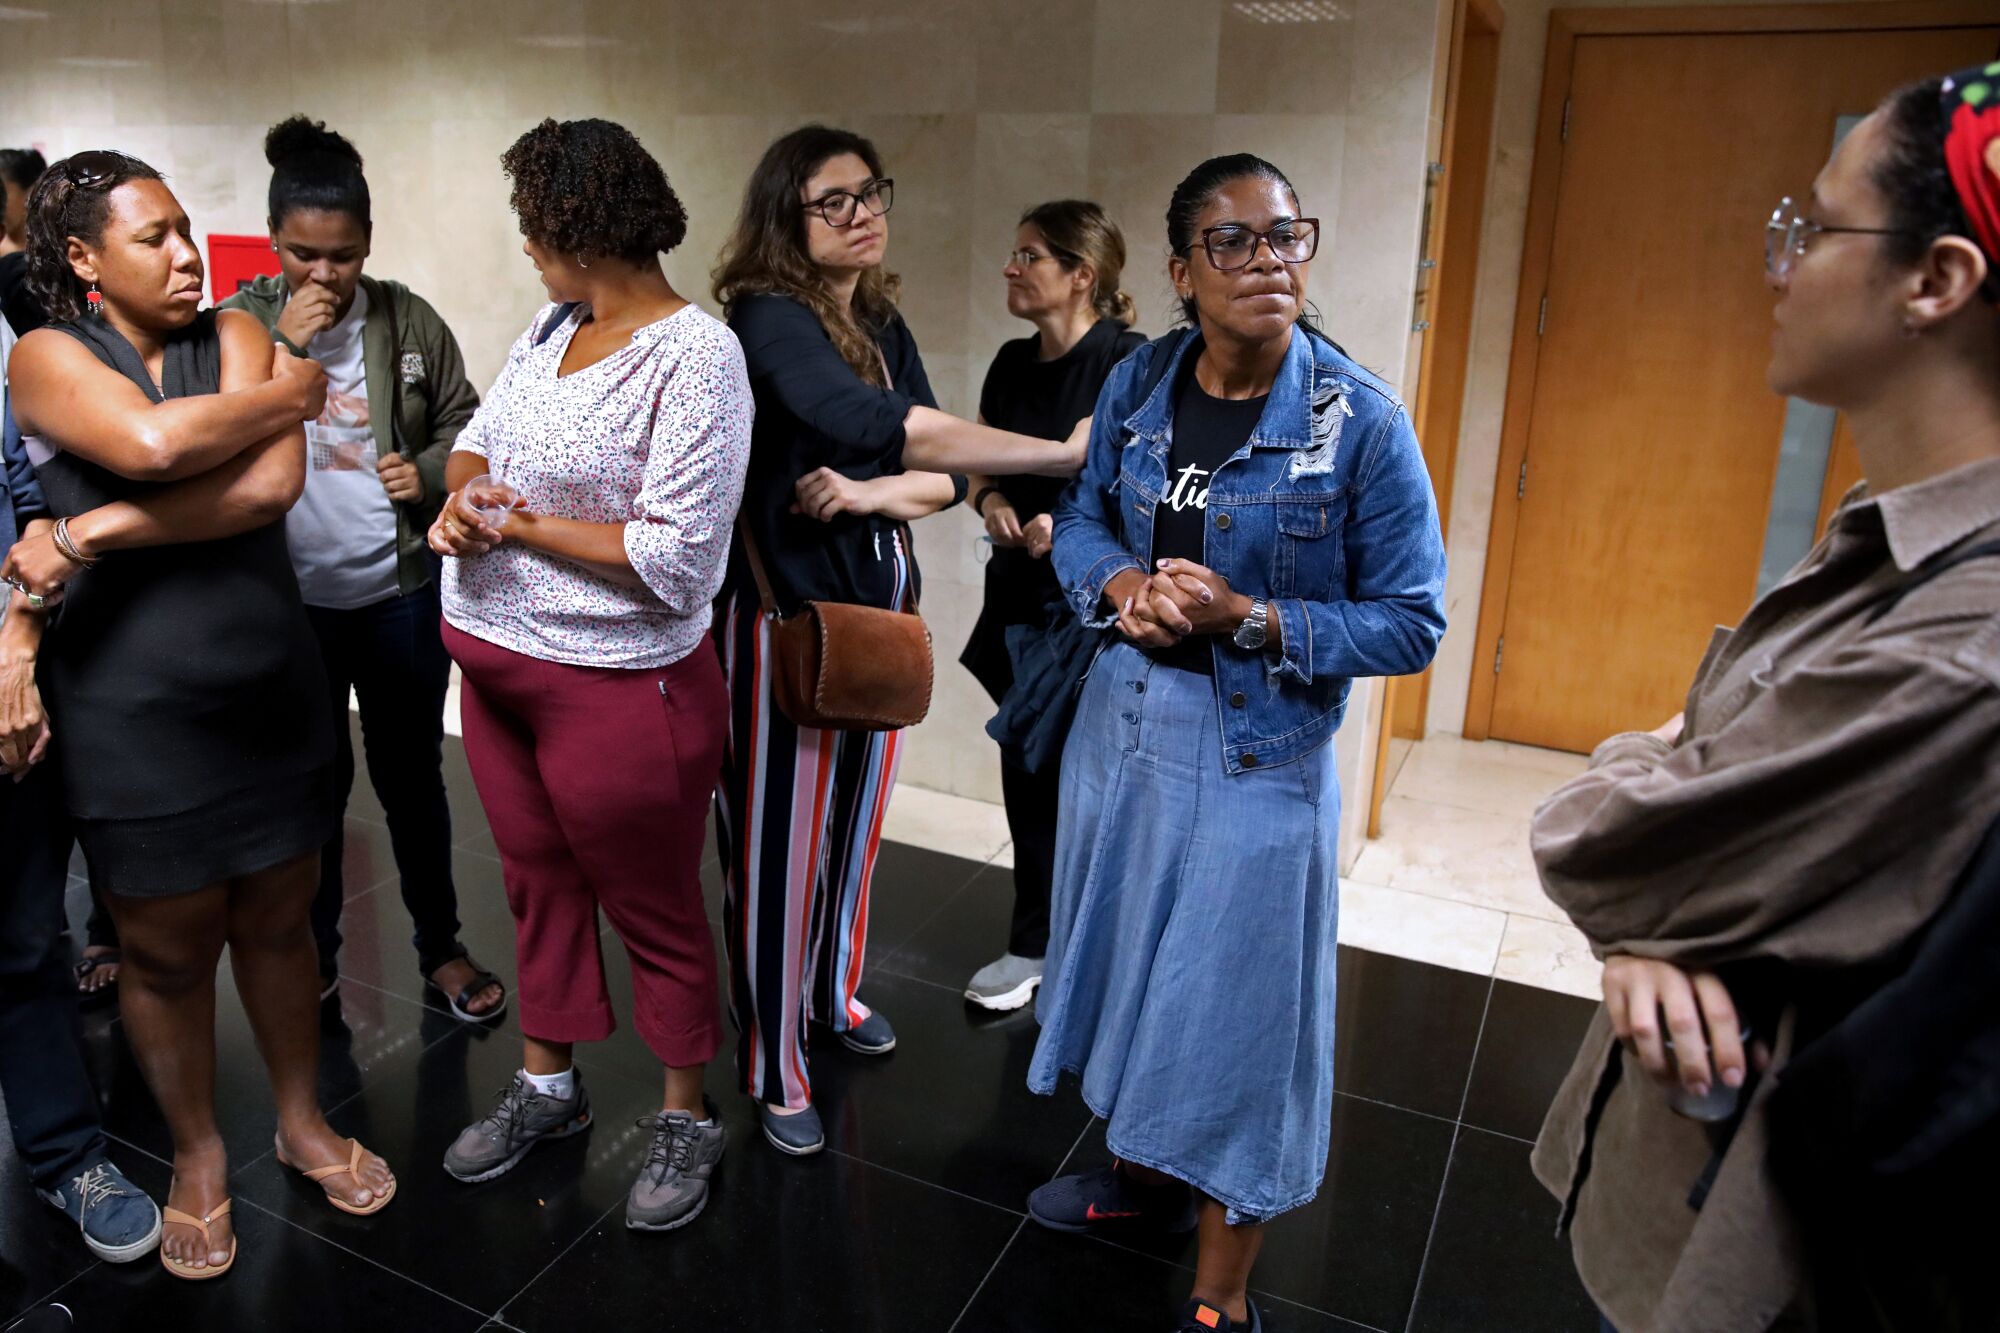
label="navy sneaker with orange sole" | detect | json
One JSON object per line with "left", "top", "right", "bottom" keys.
{"left": 1027, "top": 1163, "right": 1199, "bottom": 1234}
{"left": 1177, "top": 1297, "right": 1263, "bottom": 1332}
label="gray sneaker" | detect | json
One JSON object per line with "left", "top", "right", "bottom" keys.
{"left": 625, "top": 1098, "right": 726, "bottom": 1232}
{"left": 443, "top": 1072, "right": 592, "bottom": 1183}
{"left": 965, "top": 953, "right": 1044, "bottom": 1012}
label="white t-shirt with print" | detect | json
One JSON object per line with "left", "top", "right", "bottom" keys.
{"left": 286, "top": 285, "right": 401, "bottom": 610}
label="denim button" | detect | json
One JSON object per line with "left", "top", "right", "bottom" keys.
{"left": 1230, "top": 691, "right": 1246, "bottom": 709}
{"left": 1132, "top": 680, "right": 1146, "bottom": 694}
{"left": 1214, "top": 512, "right": 1232, "bottom": 531}
{"left": 1240, "top": 752, "right": 1259, "bottom": 768}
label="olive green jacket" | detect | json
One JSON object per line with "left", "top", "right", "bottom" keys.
{"left": 221, "top": 273, "right": 479, "bottom": 595}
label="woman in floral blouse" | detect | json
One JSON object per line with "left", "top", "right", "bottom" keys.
{"left": 428, "top": 118, "right": 749, "bottom": 1235}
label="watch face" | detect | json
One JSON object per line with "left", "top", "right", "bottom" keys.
{"left": 1235, "top": 601, "right": 1267, "bottom": 649}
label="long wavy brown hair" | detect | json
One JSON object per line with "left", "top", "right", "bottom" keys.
{"left": 712, "top": 125, "right": 902, "bottom": 386}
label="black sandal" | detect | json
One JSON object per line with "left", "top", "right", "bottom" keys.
{"left": 424, "top": 957, "right": 508, "bottom": 1024}
{"left": 75, "top": 949, "right": 120, "bottom": 1004}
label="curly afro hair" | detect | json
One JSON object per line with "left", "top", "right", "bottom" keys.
{"left": 501, "top": 118, "right": 687, "bottom": 264}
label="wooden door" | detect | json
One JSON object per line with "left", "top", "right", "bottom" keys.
{"left": 1485, "top": 24, "right": 1997, "bottom": 755}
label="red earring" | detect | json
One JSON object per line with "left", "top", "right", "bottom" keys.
{"left": 85, "top": 282, "right": 102, "bottom": 315}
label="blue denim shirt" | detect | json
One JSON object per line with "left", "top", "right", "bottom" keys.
{"left": 1051, "top": 324, "right": 1446, "bottom": 774}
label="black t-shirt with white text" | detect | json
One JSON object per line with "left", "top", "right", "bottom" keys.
{"left": 1148, "top": 374, "right": 1266, "bottom": 674}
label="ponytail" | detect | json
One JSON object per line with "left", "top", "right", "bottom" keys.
{"left": 1021, "top": 199, "right": 1135, "bottom": 328}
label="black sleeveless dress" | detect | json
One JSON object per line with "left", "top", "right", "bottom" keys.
{"left": 33, "top": 312, "right": 336, "bottom": 896}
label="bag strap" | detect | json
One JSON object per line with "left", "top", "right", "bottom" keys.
{"left": 732, "top": 339, "right": 903, "bottom": 621}
{"left": 1868, "top": 538, "right": 2000, "bottom": 623}
{"left": 534, "top": 301, "right": 581, "bottom": 347}
{"left": 735, "top": 516, "right": 780, "bottom": 615}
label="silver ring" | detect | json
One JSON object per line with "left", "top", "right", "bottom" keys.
{"left": 25, "top": 592, "right": 46, "bottom": 611}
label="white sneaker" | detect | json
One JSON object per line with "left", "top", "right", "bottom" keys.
{"left": 964, "top": 953, "right": 1043, "bottom": 1011}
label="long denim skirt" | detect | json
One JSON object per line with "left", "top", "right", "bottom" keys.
{"left": 1028, "top": 640, "right": 1341, "bottom": 1224}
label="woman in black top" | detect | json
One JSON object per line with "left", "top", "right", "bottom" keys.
{"left": 711, "top": 124, "right": 1087, "bottom": 1156}
{"left": 960, "top": 200, "right": 1144, "bottom": 1012}
{"left": 3, "top": 153, "right": 397, "bottom": 1278}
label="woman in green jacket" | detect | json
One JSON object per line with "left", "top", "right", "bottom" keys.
{"left": 221, "top": 116, "right": 504, "bottom": 1022}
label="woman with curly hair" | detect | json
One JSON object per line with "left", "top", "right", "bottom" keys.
{"left": 219, "top": 116, "right": 500, "bottom": 1023}
{"left": 711, "top": 124, "right": 1089, "bottom": 1156}
{"left": 429, "top": 118, "right": 751, "bottom": 1234}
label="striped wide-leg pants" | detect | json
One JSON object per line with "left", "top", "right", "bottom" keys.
{"left": 713, "top": 540, "right": 909, "bottom": 1109}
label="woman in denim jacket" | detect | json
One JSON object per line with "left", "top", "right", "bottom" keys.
{"left": 1025, "top": 155, "right": 1447, "bottom": 1333}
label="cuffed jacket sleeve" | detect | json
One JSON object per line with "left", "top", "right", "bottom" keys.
{"left": 1531, "top": 585, "right": 2000, "bottom": 971}
{"left": 1051, "top": 352, "right": 1147, "bottom": 629}
{"left": 1268, "top": 405, "right": 1445, "bottom": 685}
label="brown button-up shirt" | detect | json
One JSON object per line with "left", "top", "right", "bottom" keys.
{"left": 1529, "top": 456, "right": 2000, "bottom": 1332}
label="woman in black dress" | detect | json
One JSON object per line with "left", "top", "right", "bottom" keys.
{"left": 2, "top": 152, "right": 397, "bottom": 1280}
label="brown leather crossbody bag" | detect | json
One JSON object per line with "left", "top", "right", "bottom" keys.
{"left": 736, "top": 518, "right": 934, "bottom": 732}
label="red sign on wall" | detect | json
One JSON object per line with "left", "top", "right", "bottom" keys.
{"left": 207, "top": 234, "right": 280, "bottom": 305}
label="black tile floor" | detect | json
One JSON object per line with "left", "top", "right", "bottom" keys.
{"left": 9, "top": 729, "right": 1604, "bottom": 1332}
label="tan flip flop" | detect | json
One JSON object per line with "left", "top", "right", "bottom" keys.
{"left": 281, "top": 1138, "right": 397, "bottom": 1216}
{"left": 160, "top": 1198, "right": 236, "bottom": 1281}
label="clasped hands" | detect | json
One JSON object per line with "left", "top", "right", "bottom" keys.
{"left": 1105, "top": 560, "right": 1246, "bottom": 648}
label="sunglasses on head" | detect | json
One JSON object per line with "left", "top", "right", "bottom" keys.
{"left": 61, "top": 150, "right": 138, "bottom": 190}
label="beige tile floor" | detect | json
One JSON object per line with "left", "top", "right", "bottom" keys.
{"left": 1353, "top": 735, "right": 1600, "bottom": 999}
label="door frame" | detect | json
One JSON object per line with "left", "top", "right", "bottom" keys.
{"left": 1368, "top": 0, "right": 1507, "bottom": 838}
{"left": 1461, "top": 0, "right": 2000, "bottom": 742}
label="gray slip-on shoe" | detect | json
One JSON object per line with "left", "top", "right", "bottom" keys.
{"left": 964, "top": 953, "right": 1044, "bottom": 1012}
{"left": 757, "top": 1102, "right": 825, "bottom": 1156}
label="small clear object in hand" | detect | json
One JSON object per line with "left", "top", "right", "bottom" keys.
{"left": 463, "top": 474, "right": 520, "bottom": 529}
{"left": 1662, "top": 1028, "right": 1752, "bottom": 1123}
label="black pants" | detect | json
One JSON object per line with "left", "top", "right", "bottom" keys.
{"left": 0, "top": 761, "right": 107, "bottom": 1190}
{"left": 1000, "top": 751, "right": 1056, "bottom": 958}
{"left": 307, "top": 577, "right": 465, "bottom": 979}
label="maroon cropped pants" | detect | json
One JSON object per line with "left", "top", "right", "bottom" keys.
{"left": 444, "top": 623, "right": 725, "bottom": 1068}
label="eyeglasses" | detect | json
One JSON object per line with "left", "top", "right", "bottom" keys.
{"left": 803, "top": 178, "right": 893, "bottom": 227}
{"left": 1005, "top": 247, "right": 1078, "bottom": 269}
{"left": 61, "top": 150, "right": 137, "bottom": 190}
{"left": 1186, "top": 218, "right": 1320, "bottom": 272}
{"left": 1764, "top": 196, "right": 1916, "bottom": 282}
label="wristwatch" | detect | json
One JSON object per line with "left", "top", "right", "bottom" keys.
{"left": 1233, "top": 597, "right": 1269, "bottom": 651}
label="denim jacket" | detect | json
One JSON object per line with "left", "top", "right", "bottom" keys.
{"left": 1051, "top": 324, "right": 1447, "bottom": 774}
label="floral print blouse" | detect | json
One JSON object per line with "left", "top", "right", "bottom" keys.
{"left": 443, "top": 303, "right": 752, "bottom": 669}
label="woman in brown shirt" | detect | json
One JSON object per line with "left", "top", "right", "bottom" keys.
{"left": 1529, "top": 70, "right": 2000, "bottom": 1332}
